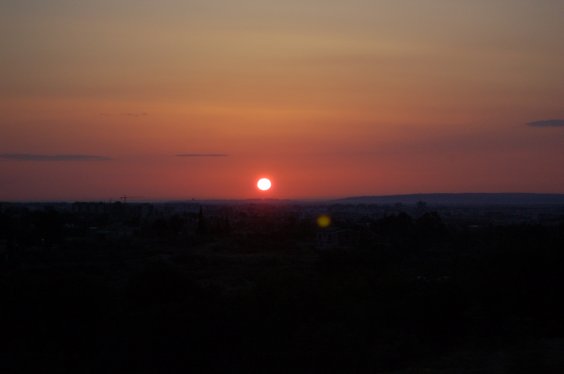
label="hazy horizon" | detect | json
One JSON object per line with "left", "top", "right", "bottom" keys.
{"left": 4, "top": 191, "right": 564, "bottom": 205}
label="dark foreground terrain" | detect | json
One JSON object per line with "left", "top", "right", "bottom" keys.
{"left": 1, "top": 200, "right": 564, "bottom": 373}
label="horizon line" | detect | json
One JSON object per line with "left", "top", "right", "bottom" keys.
{"left": 3, "top": 191, "right": 564, "bottom": 204}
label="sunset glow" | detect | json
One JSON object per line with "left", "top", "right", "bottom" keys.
{"left": 1, "top": 1, "right": 563, "bottom": 201}
{"left": 257, "top": 178, "right": 272, "bottom": 191}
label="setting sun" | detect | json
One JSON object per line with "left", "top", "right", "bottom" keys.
{"left": 257, "top": 178, "right": 272, "bottom": 191}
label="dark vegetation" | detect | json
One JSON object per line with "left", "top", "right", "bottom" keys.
{"left": 1, "top": 201, "right": 564, "bottom": 373}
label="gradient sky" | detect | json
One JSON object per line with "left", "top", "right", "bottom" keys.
{"left": 1, "top": 0, "right": 563, "bottom": 200}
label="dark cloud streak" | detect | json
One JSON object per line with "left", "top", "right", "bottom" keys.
{"left": 526, "top": 119, "right": 564, "bottom": 128}
{"left": 100, "top": 112, "right": 148, "bottom": 117}
{"left": 0, "top": 153, "right": 112, "bottom": 161}
{"left": 176, "top": 153, "right": 228, "bottom": 158}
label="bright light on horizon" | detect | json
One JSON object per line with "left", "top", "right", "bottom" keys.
{"left": 257, "top": 178, "right": 272, "bottom": 191}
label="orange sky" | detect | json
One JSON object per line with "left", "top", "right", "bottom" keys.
{"left": 1, "top": 0, "right": 563, "bottom": 200}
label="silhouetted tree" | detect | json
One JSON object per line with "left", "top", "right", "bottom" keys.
{"left": 197, "top": 206, "right": 207, "bottom": 235}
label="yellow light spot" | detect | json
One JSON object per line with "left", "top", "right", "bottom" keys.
{"left": 317, "top": 215, "right": 331, "bottom": 228}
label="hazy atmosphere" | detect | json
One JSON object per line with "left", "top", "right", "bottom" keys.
{"left": 2, "top": 3, "right": 564, "bottom": 372}
{"left": 1, "top": 0, "right": 563, "bottom": 200}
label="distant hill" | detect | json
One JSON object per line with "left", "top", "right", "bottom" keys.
{"left": 335, "top": 193, "right": 564, "bottom": 206}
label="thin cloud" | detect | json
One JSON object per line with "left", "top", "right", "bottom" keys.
{"left": 0, "top": 153, "right": 112, "bottom": 161}
{"left": 121, "top": 112, "right": 148, "bottom": 117}
{"left": 526, "top": 119, "right": 564, "bottom": 128}
{"left": 176, "top": 153, "right": 228, "bottom": 158}
{"left": 100, "top": 112, "right": 148, "bottom": 117}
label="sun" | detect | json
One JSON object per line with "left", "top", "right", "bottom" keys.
{"left": 257, "top": 178, "right": 272, "bottom": 191}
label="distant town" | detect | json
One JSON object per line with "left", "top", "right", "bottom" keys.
{"left": 1, "top": 195, "right": 563, "bottom": 372}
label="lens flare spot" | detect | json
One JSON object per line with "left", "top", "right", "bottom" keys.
{"left": 317, "top": 215, "right": 331, "bottom": 228}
